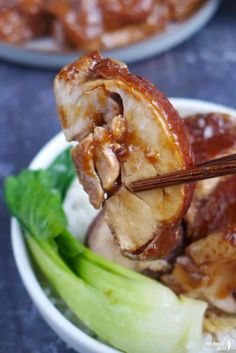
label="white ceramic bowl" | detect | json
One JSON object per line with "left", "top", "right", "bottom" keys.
{"left": 11, "top": 98, "right": 236, "bottom": 353}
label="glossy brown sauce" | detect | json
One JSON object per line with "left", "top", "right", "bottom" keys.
{"left": 185, "top": 113, "right": 236, "bottom": 163}
{"left": 114, "top": 126, "right": 160, "bottom": 165}
{"left": 216, "top": 263, "right": 236, "bottom": 299}
{"left": 93, "top": 112, "right": 104, "bottom": 126}
{"left": 189, "top": 175, "right": 236, "bottom": 239}
{"left": 80, "top": 142, "right": 94, "bottom": 177}
{"left": 144, "top": 148, "right": 160, "bottom": 164}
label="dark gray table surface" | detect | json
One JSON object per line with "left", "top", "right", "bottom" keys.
{"left": 0, "top": 2, "right": 236, "bottom": 352}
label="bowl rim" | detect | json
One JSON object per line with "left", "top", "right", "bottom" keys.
{"left": 11, "top": 98, "right": 236, "bottom": 353}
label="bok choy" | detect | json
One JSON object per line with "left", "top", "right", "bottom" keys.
{"left": 4, "top": 150, "right": 207, "bottom": 353}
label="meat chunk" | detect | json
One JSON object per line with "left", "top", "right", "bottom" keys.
{"left": 93, "top": 126, "right": 120, "bottom": 191}
{"left": 45, "top": 0, "right": 103, "bottom": 50}
{"left": 54, "top": 51, "right": 194, "bottom": 259}
{"left": 184, "top": 113, "right": 236, "bottom": 240}
{"left": 86, "top": 212, "right": 176, "bottom": 278}
{"left": 162, "top": 225, "right": 236, "bottom": 314}
{"left": 100, "top": 0, "right": 155, "bottom": 28}
{"left": 169, "top": 0, "right": 205, "bottom": 20}
{"left": 185, "top": 113, "right": 236, "bottom": 164}
{"left": 0, "top": 1, "right": 49, "bottom": 43}
{"left": 185, "top": 175, "right": 236, "bottom": 241}
{"left": 71, "top": 134, "right": 104, "bottom": 209}
{"left": 99, "top": 0, "right": 170, "bottom": 49}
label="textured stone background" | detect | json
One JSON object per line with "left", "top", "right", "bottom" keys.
{"left": 0, "top": 1, "right": 236, "bottom": 352}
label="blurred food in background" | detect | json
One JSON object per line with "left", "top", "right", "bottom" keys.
{"left": 0, "top": 0, "right": 206, "bottom": 51}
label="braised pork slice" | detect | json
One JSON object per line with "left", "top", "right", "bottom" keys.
{"left": 100, "top": 0, "right": 170, "bottom": 49}
{"left": 46, "top": 0, "right": 170, "bottom": 50}
{"left": 86, "top": 212, "right": 173, "bottom": 278}
{"left": 54, "top": 51, "right": 194, "bottom": 259}
{"left": 184, "top": 113, "right": 236, "bottom": 240}
{"left": 45, "top": 0, "right": 104, "bottom": 50}
{"left": 100, "top": 0, "right": 155, "bottom": 28}
{"left": 162, "top": 225, "right": 236, "bottom": 314}
{"left": 0, "top": 1, "right": 48, "bottom": 43}
{"left": 169, "top": 0, "right": 205, "bottom": 20}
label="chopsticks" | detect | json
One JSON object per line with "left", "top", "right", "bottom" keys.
{"left": 130, "top": 153, "right": 236, "bottom": 193}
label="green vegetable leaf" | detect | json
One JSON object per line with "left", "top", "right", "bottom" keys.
{"left": 5, "top": 170, "right": 67, "bottom": 241}
{"left": 47, "top": 147, "right": 75, "bottom": 200}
